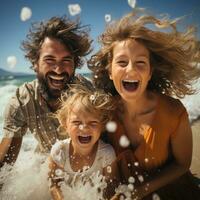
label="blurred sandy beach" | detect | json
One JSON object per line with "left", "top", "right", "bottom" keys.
{"left": 191, "top": 119, "right": 200, "bottom": 179}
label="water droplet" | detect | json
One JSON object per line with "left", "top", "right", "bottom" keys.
{"left": 90, "top": 94, "right": 95, "bottom": 101}
{"left": 127, "top": 0, "right": 136, "bottom": 8}
{"left": 138, "top": 175, "right": 144, "bottom": 182}
{"left": 55, "top": 169, "right": 64, "bottom": 177}
{"left": 106, "top": 121, "right": 117, "bottom": 132}
{"left": 134, "top": 162, "right": 139, "bottom": 167}
{"left": 152, "top": 193, "right": 160, "bottom": 200}
{"left": 20, "top": 7, "right": 32, "bottom": 21}
{"left": 68, "top": 4, "right": 81, "bottom": 16}
{"left": 119, "top": 135, "right": 130, "bottom": 148}
{"left": 128, "top": 176, "right": 135, "bottom": 183}
{"left": 106, "top": 166, "right": 112, "bottom": 173}
{"left": 105, "top": 14, "right": 111, "bottom": 22}
{"left": 79, "top": 124, "right": 84, "bottom": 130}
{"left": 128, "top": 183, "right": 134, "bottom": 191}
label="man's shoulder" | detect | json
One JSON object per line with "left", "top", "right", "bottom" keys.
{"left": 9, "top": 79, "right": 38, "bottom": 105}
{"left": 16, "top": 79, "right": 37, "bottom": 95}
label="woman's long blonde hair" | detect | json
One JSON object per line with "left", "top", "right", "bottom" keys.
{"left": 88, "top": 11, "right": 200, "bottom": 98}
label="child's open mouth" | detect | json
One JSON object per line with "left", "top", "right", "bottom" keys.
{"left": 122, "top": 80, "right": 139, "bottom": 92}
{"left": 78, "top": 135, "right": 92, "bottom": 144}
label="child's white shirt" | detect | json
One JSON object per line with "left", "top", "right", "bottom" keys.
{"left": 50, "top": 138, "right": 116, "bottom": 182}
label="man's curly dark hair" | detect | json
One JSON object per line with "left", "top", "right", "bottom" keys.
{"left": 21, "top": 16, "right": 92, "bottom": 70}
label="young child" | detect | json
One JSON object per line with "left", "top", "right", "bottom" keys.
{"left": 48, "top": 84, "right": 118, "bottom": 200}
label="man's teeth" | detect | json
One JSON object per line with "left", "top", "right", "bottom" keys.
{"left": 49, "top": 75, "right": 65, "bottom": 80}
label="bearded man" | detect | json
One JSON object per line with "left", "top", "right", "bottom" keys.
{"left": 0, "top": 16, "right": 92, "bottom": 166}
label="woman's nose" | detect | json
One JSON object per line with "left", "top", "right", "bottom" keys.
{"left": 126, "top": 62, "right": 135, "bottom": 72}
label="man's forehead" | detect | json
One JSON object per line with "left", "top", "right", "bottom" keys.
{"left": 40, "top": 37, "right": 73, "bottom": 57}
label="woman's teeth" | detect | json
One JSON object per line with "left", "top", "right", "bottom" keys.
{"left": 122, "top": 79, "right": 139, "bottom": 91}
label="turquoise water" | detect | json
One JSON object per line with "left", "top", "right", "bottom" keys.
{"left": 0, "top": 75, "right": 36, "bottom": 87}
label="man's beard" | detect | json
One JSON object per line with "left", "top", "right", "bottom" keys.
{"left": 37, "top": 72, "right": 74, "bottom": 101}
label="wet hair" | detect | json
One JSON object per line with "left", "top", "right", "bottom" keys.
{"left": 22, "top": 16, "right": 92, "bottom": 70}
{"left": 56, "top": 84, "right": 116, "bottom": 129}
{"left": 88, "top": 11, "right": 200, "bottom": 98}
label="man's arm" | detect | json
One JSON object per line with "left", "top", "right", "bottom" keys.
{"left": 0, "top": 137, "right": 22, "bottom": 167}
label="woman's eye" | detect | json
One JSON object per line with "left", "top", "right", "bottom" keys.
{"left": 117, "top": 60, "right": 128, "bottom": 67}
{"left": 136, "top": 61, "right": 146, "bottom": 66}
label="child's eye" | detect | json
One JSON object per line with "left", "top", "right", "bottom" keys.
{"left": 89, "top": 121, "right": 99, "bottom": 127}
{"left": 71, "top": 121, "right": 81, "bottom": 126}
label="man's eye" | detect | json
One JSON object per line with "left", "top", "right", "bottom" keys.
{"left": 63, "top": 58, "right": 73, "bottom": 62}
{"left": 45, "top": 59, "right": 55, "bottom": 64}
{"left": 62, "top": 58, "right": 74, "bottom": 65}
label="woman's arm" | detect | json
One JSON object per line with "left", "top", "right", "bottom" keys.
{"left": 135, "top": 111, "right": 192, "bottom": 199}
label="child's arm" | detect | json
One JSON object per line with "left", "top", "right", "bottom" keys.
{"left": 48, "top": 156, "right": 64, "bottom": 200}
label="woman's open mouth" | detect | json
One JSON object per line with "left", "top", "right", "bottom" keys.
{"left": 122, "top": 79, "right": 139, "bottom": 92}
{"left": 78, "top": 135, "right": 92, "bottom": 144}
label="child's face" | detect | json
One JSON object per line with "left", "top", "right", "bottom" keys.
{"left": 109, "top": 39, "right": 152, "bottom": 102}
{"left": 65, "top": 103, "right": 103, "bottom": 154}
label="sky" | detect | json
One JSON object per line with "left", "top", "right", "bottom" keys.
{"left": 1, "top": 0, "right": 200, "bottom": 74}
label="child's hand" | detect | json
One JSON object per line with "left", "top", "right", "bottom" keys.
{"left": 50, "top": 186, "right": 64, "bottom": 200}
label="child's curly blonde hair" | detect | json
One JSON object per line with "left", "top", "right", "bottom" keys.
{"left": 56, "top": 84, "right": 116, "bottom": 129}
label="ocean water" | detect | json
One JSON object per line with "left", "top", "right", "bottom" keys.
{"left": 0, "top": 75, "right": 200, "bottom": 200}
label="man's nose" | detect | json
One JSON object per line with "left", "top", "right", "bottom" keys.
{"left": 54, "top": 63, "right": 64, "bottom": 74}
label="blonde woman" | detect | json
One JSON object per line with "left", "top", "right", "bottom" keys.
{"left": 89, "top": 11, "right": 200, "bottom": 199}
